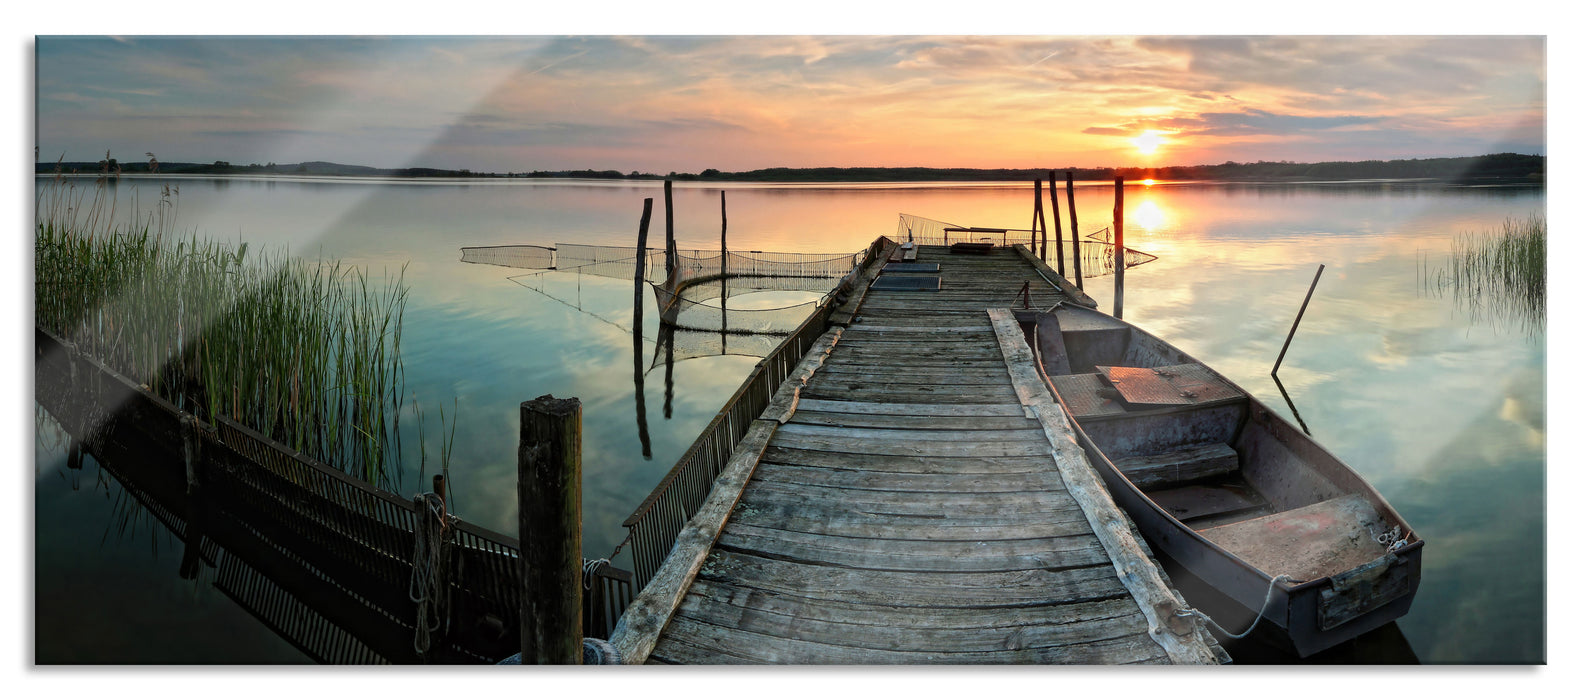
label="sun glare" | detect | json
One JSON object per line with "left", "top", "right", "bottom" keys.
{"left": 1132, "top": 130, "right": 1166, "bottom": 155}
{"left": 1133, "top": 200, "right": 1167, "bottom": 231}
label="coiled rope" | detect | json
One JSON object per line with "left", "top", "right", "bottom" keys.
{"left": 410, "top": 492, "right": 457, "bottom": 656}
{"left": 1175, "top": 573, "right": 1294, "bottom": 641}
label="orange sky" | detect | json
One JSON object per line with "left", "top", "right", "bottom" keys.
{"left": 35, "top": 35, "right": 1546, "bottom": 173}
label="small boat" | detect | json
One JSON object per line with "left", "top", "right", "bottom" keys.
{"left": 1022, "top": 302, "right": 1423, "bottom": 657}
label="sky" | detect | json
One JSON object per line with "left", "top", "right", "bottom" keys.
{"left": 34, "top": 34, "right": 1545, "bottom": 174}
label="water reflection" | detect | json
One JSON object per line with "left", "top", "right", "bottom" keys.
{"left": 35, "top": 176, "right": 1546, "bottom": 664}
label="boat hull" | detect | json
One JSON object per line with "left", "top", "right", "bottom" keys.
{"left": 1037, "top": 305, "right": 1422, "bottom": 658}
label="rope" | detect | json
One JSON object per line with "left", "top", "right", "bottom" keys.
{"left": 409, "top": 492, "right": 457, "bottom": 656}
{"left": 582, "top": 558, "right": 611, "bottom": 590}
{"left": 1175, "top": 574, "right": 1293, "bottom": 641}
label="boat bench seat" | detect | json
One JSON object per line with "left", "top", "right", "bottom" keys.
{"left": 1115, "top": 442, "right": 1239, "bottom": 490}
{"left": 1146, "top": 480, "right": 1270, "bottom": 527}
{"left": 1196, "top": 494, "right": 1390, "bottom": 583}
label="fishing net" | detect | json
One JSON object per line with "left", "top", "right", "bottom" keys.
{"left": 462, "top": 243, "right": 860, "bottom": 287}
{"left": 1075, "top": 227, "right": 1160, "bottom": 277}
{"left": 895, "top": 213, "right": 1039, "bottom": 247}
{"left": 458, "top": 245, "right": 555, "bottom": 269}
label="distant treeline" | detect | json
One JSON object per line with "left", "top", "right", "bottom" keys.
{"left": 38, "top": 153, "right": 1544, "bottom": 184}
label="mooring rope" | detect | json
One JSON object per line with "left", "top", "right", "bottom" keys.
{"left": 409, "top": 492, "right": 457, "bottom": 656}
{"left": 1175, "top": 573, "right": 1294, "bottom": 641}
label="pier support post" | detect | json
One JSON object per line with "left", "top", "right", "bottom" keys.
{"left": 663, "top": 180, "right": 676, "bottom": 281}
{"left": 634, "top": 199, "right": 654, "bottom": 459}
{"left": 1113, "top": 176, "right": 1125, "bottom": 319}
{"left": 178, "top": 413, "right": 207, "bottom": 580}
{"left": 1067, "top": 171, "right": 1083, "bottom": 290}
{"left": 1033, "top": 179, "right": 1046, "bottom": 260}
{"left": 518, "top": 395, "right": 584, "bottom": 664}
{"left": 1049, "top": 170, "right": 1065, "bottom": 277}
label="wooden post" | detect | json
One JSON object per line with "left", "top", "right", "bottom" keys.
{"left": 1033, "top": 179, "right": 1045, "bottom": 259}
{"left": 1272, "top": 264, "right": 1325, "bottom": 376}
{"left": 432, "top": 474, "right": 446, "bottom": 504}
{"left": 663, "top": 180, "right": 675, "bottom": 280}
{"left": 1049, "top": 170, "right": 1065, "bottom": 277}
{"left": 1113, "top": 176, "right": 1125, "bottom": 319}
{"left": 1067, "top": 171, "right": 1082, "bottom": 290}
{"left": 519, "top": 395, "right": 583, "bottom": 664}
{"left": 178, "top": 413, "right": 206, "bottom": 581}
{"left": 633, "top": 199, "right": 653, "bottom": 452}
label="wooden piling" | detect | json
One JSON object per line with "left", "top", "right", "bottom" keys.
{"left": 1033, "top": 179, "right": 1046, "bottom": 260}
{"left": 1049, "top": 170, "right": 1065, "bottom": 277}
{"left": 1273, "top": 264, "right": 1325, "bottom": 376}
{"left": 664, "top": 180, "right": 675, "bottom": 280}
{"left": 634, "top": 198, "right": 654, "bottom": 459}
{"left": 1113, "top": 176, "right": 1125, "bottom": 319}
{"left": 432, "top": 474, "right": 446, "bottom": 505}
{"left": 1067, "top": 172, "right": 1082, "bottom": 290}
{"left": 518, "top": 395, "right": 584, "bottom": 664}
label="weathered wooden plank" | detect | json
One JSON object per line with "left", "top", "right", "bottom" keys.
{"left": 609, "top": 328, "right": 843, "bottom": 665}
{"left": 697, "top": 549, "right": 1128, "bottom": 609}
{"left": 716, "top": 522, "right": 1111, "bottom": 572}
{"left": 752, "top": 461, "right": 1055, "bottom": 494}
{"left": 1115, "top": 442, "right": 1240, "bottom": 490}
{"left": 804, "top": 373, "right": 1009, "bottom": 391}
{"left": 774, "top": 422, "right": 1046, "bottom": 444}
{"left": 809, "top": 368, "right": 1013, "bottom": 385}
{"left": 767, "top": 428, "right": 1052, "bottom": 457}
{"left": 798, "top": 388, "right": 1022, "bottom": 406}
{"left": 793, "top": 398, "right": 1027, "bottom": 417}
{"left": 676, "top": 589, "right": 1149, "bottom": 654}
{"left": 657, "top": 616, "right": 1164, "bottom": 664}
{"left": 841, "top": 325, "right": 993, "bottom": 334}
{"left": 758, "top": 445, "right": 1056, "bottom": 474}
{"left": 785, "top": 410, "right": 1032, "bottom": 431}
{"left": 738, "top": 479, "right": 1076, "bottom": 516}
{"left": 1147, "top": 482, "right": 1269, "bottom": 523}
{"left": 685, "top": 579, "right": 1142, "bottom": 632}
{"left": 729, "top": 499, "right": 1093, "bottom": 541}
{"left": 986, "top": 307, "right": 1219, "bottom": 665}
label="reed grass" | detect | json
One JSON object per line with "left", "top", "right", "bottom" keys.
{"left": 35, "top": 171, "right": 415, "bottom": 489}
{"left": 1422, "top": 214, "right": 1545, "bottom": 336}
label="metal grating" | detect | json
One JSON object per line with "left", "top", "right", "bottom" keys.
{"left": 870, "top": 275, "right": 941, "bottom": 291}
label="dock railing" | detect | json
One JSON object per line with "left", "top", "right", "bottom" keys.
{"left": 620, "top": 236, "right": 886, "bottom": 589}
{"left": 35, "top": 328, "right": 634, "bottom": 662}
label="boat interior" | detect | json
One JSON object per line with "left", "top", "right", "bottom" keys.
{"left": 1024, "top": 304, "right": 1413, "bottom": 584}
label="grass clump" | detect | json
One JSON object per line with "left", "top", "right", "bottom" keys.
{"left": 1423, "top": 214, "right": 1545, "bottom": 337}
{"left": 35, "top": 172, "right": 412, "bottom": 489}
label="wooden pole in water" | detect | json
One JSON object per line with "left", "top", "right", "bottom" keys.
{"left": 1049, "top": 170, "right": 1065, "bottom": 277}
{"left": 518, "top": 395, "right": 584, "bottom": 664}
{"left": 633, "top": 199, "right": 653, "bottom": 459}
{"left": 1067, "top": 172, "right": 1082, "bottom": 290}
{"left": 1113, "top": 176, "right": 1125, "bottom": 319}
{"left": 720, "top": 190, "right": 728, "bottom": 352}
{"left": 1273, "top": 264, "right": 1325, "bottom": 376}
{"left": 1033, "top": 179, "right": 1046, "bottom": 259}
{"left": 663, "top": 180, "right": 676, "bottom": 281}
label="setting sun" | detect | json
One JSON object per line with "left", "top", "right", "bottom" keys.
{"left": 1132, "top": 130, "right": 1166, "bottom": 155}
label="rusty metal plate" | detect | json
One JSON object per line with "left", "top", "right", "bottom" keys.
{"left": 1099, "top": 363, "right": 1243, "bottom": 406}
{"left": 883, "top": 263, "right": 940, "bottom": 272}
{"left": 870, "top": 275, "right": 940, "bottom": 291}
{"left": 1099, "top": 366, "right": 1193, "bottom": 406}
{"left": 1048, "top": 373, "right": 1128, "bottom": 419}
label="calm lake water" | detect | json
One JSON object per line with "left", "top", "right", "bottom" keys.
{"left": 33, "top": 176, "right": 1545, "bottom": 664}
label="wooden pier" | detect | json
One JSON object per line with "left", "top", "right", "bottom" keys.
{"left": 611, "top": 243, "right": 1225, "bottom": 664}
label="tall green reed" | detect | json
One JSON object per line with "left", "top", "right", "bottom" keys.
{"left": 35, "top": 171, "right": 416, "bottom": 490}
{"left": 1421, "top": 214, "right": 1545, "bottom": 337}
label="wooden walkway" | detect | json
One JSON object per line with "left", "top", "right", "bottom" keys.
{"left": 611, "top": 245, "right": 1222, "bottom": 664}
